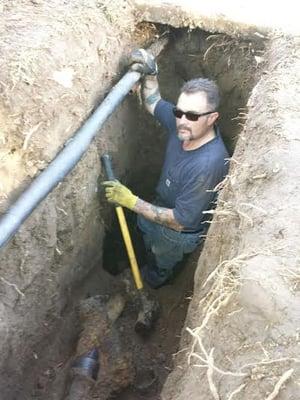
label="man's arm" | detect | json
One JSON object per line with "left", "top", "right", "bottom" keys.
{"left": 142, "top": 75, "right": 161, "bottom": 115}
{"left": 102, "top": 180, "right": 183, "bottom": 231}
{"left": 134, "top": 198, "right": 184, "bottom": 231}
{"left": 127, "top": 48, "right": 161, "bottom": 115}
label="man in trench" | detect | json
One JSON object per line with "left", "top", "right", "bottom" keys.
{"left": 103, "top": 49, "right": 229, "bottom": 289}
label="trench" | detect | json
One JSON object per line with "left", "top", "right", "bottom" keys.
{"left": 33, "top": 27, "right": 265, "bottom": 400}
{"left": 56, "top": 28, "right": 266, "bottom": 400}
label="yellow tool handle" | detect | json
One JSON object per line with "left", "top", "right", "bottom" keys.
{"left": 115, "top": 206, "right": 143, "bottom": 290}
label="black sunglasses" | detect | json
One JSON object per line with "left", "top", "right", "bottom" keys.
{"left": 172, "top": 107, "right": 216, "bottom": 122}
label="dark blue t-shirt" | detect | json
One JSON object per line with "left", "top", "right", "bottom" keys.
{"left": 154, "top": 99, "right": 229, "bottom": 231}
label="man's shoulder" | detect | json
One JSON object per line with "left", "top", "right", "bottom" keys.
{"left": 154, "top": 99, "right": 176, "bottom": 135}
{"left": 207, "top": 129, "right": 229, "bottom": 159}
{"left": 154, "top": 98, "right": 173, "bottom": 113}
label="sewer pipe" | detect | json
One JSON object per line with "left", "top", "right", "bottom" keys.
{"left": 0, "top": 70, "right": 141, "bottom": 248}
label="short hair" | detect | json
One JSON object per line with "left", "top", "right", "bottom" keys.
{"left": 180, "top": 78, "right": 220, "bottom": 110}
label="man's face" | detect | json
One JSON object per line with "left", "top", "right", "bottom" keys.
{"left": 175, "top": 91, "right": 218, "bottom": 142}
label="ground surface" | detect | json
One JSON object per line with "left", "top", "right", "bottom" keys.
{"left": 96, "top": 249, "right": 201, "bottom": 400}
{"left": 133, "top": 0, "right": 300, "bottom": 37}
{"left": 41, "top": 247, "right": 201, "bottom": 400}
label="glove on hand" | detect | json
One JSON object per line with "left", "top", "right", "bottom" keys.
{"left": 102, "top": 180, "right": 138, "bottom": 210}
{"left": 128, "top": 48, "right": 158, "bottom": 76}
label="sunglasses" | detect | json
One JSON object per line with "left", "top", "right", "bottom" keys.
{"left": 172, "top": 107, "right": 216, "bottom": 122}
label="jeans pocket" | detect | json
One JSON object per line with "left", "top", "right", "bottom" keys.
{"left": 183, "top": 235, "right": 201, "bottom": 254}
{"left": 160, "top": 226, "right": 181, "bottom": 243}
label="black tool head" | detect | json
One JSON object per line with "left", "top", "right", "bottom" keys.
{"left": 134, "top": 292, "right": 160, "bottom": 335}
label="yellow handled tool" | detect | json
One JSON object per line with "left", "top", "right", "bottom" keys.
{"left": 115, "top": 206, "right": 143, "bottom": 290}
{"left": 101, "top": 153, "right": 142, "bottom": 290}
{"left": 101, "top": 153, "right": 159, "bottom": 334}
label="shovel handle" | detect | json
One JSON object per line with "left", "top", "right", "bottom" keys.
{"left": 100, "top": 153, "right": 143, "bottom": 290}
{"left": 101, "top": 153, "right": 116, "bottom": 181}
{"left": 115, "top": 206, "right": 143, "bottom": 290}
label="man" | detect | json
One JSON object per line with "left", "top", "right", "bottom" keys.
{"left": 103, "top": 49, "right": 229, "bottom": 288}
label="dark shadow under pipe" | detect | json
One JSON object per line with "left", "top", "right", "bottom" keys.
{"left": 0, "top": 70, "right": 141, "bottom": 248}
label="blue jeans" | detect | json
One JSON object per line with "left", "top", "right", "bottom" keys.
{"left": 137, "top": 215, "right": 203, "bottom": 288}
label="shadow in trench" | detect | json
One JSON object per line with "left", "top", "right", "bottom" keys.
{"left": 65, "top": 25, "right": 265, "bottom": 399}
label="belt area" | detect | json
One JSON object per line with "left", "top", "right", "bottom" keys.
{"left": 181, "top": 229, "right": 203, "bottom": 234}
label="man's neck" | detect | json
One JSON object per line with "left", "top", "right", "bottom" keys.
{"left": 182, "top": 127, "right": 216, "bottom": 151}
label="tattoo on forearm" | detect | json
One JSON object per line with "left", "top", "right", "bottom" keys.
{"left": 150, "top": 204, "right": 167, "bottom": 223}
{"left": 134, "top": 198, "right": 183, "bottom": 231}
{"left": 145, "top": 88, "right": 160, "bottom": 105}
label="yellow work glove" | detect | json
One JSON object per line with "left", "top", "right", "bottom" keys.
{"left": 102, "top": 180, "right": 138, "bottom": 210}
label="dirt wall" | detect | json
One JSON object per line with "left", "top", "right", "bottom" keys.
{"left": 162, "top": 35, "right": 300, "bottom": 400}
{"left": 2, "top": 2, "right": 300, "bottom": 399}
{"left": 0, "top": 2, "right": 163, "bottom": 399}
{"left": 133, "top": 0, "right": 300, "bottom": 38}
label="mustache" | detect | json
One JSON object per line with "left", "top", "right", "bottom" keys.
{"left": 177, "top": 124, "right": 192, "bottom": 132}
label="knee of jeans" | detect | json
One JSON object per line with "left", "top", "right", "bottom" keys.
{"left": 151, "top": 243, "right": 170, "bottom": 257}
{"left": 152, "top": 238, "right": 182, "bottom": 257}
{"left": 152, "top": 245, "right": 183, "bottom": 270}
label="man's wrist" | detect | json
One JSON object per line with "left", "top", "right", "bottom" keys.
{"left": 145, "top": 74, "right": 158, "bottom": 80}
{"left": 128, "top": 195, "right": 139, "bottom": 210}
{"left": 143, "top": 75, "right": 158, "bottom": 88}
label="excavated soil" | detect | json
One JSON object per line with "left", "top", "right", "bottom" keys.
{"left": 162, "top": 36, "right": 300, "bottom": 400}
{"left": 0, "top": 2, "right": 164, "bottom": 398}
{"left": 1, "top": 1, "right": 299, "bottom": 400}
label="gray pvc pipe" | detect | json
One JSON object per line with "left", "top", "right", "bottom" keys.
{"left": 0, "top": 70, "right": 141, "bottom": 248}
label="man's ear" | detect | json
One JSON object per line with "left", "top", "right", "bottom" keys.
{"left": 208, "top": 112, "right": 219, "bottom": 125}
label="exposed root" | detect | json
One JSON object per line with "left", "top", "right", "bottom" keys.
{"left": 225, "top": 157, "right": 249, "bottom": 167}
{"left": 239, "top": 202, "right": 268, "bottom": 215}
{"left": 184, "top": 250, "right": 299, "bottom": 398}
{"left": 0, "top": 276, "right": 25, "bottom": 297}
{"left": 280, "top": 267, "right": 300, "bottom": 292}
{"left": 265, "top": 369, "right": 294, "bottom": 400}
{"left": 227, "top": 383, "right": 246, "bottom": 400}
{"left": 240, "top": 357, "right": 300, "bottom": 371}
{"left": 252, "top": 173, "right": 268, "bottom": 180}
{"left": 207, "top": 348, "right": 220, "bottom": 400}
{"left": 231, "top": 112, "right": 248, "bottom": 121}
{"left": 187, "top": 330, "right": 247, "bottom": 378}
{"left": 186, "top": 330, "right": 246, "bottom": 400}
{"left": 202, "top": 253, "right": 254, "bottom": 290}
{"left": 202, "top": 209, "right": 237, "bottom": 217}
{"left": 206, "top": 175, "right": 231, "bottom": 193}
{"left": 203, "top": 34, "right": 252, "bottom": 63}
{"left": 235, "top": 208, "right": 254, "bottom": 226}
{"left": 187, "top": 329, "right": 298, "bottom": 399}
{"left": 188, "top": 250, "right": 292, "bottom": 349}
{"left": 22, "top": 122, "right": 42, "bottom": 150}
{"left": 202, "top": 199, "right": 262, "bottom": 227}
{"left": 186, "top": 254, "right": 255, "bottom": 349}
